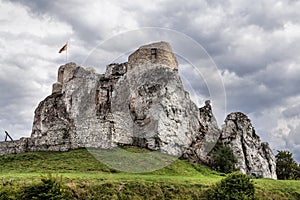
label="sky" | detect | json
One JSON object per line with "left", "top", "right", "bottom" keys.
{"left": 1, "top": 0, "right": 300, "bottom": 162}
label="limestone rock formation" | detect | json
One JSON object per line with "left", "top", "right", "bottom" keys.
{"left": 182, "top": 100, "right": 221, "bottom": 164}
{"left": 0, "top": 41, "right": 277, "bottom": 179}
{"left": 219, "top": 112, "right": 277, "bottom": 179}
{"left": 30, "top": 41, "right": 220, "bottom": 159}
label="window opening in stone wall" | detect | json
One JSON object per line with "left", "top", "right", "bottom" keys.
{"left": 151, "top": 48, "right": 157, "bottom": 59}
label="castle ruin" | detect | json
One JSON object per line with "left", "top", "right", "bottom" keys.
{"left": 0, "top": 41, "right": 277, "bottom": 179}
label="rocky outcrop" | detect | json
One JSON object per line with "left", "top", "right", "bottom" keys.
{"left": 219, "top": 112, "right": 277, "bottom": 179}
{"left": 182, "top": 100, "right": 221, "bottom": 164}
{"left": 0, "top": 41, "right": 277, "bottom": 179}
{"left": 9, "top": 41, "right": 218, "bottom": 160}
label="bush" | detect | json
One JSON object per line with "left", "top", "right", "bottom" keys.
{"left": 20, "top": 174, "right": 72, "bottom": 200}
{"left": 0, "top": 179, "right": 22, "bottom": 200}
{"left": 212, "top": 143, "right": 237, "bottom": 173}
{"left": 206, "top": 172, "right": 256, "bottom": 200}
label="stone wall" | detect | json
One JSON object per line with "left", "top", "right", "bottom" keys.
{"left": 0, "top": 138, "right": 29, "bottom": 155}
{"left": 0, "top": 136, "right": 71, "bottom": 156}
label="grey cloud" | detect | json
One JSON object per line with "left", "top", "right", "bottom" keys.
{"left": 8, "top": 0, "right": 138, "bottom": 45}
{"left": 282, "top": 104, "right": 300, "bottom": 118}
{"left": 283, "top": 124, "right": 300, "bottom": 162}
{"left": 7, "top": 0, "right": 98, "bottom": 44}
{"left": 246, "top": 1, "right": 300, "bottom": 30}
{"left": 0, "top": 77, "right": 38, "bottom": 139}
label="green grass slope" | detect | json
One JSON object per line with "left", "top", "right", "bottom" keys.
{"left": 0, "top": 148, "right": 300, "bottom": 199}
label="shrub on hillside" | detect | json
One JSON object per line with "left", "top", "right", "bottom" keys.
{"left": 0, "top": 180, "right": 22, "bottom": 200}
{"left": 20, "top": 174, "right": 72, "bottom": 200}
{"left": 206, "top": 172, "right": 256, "bottom": 200}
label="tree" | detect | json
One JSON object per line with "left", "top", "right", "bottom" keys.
{"left": 293, "top": 163, "right": 300, "bottom": 180}
{"left": 212, "top": 144, "right": 237, "bottom": 173}
{"left": 297, "top": 164, "right": 300, "bottom": 179}
{"left": 276, "top": 150, "right": 300, "bottom": 180}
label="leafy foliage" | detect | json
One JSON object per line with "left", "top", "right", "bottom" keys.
{"left": 0, "top": 179, "right": 22, "bottom": 200}
{"left": 21, "top": 174, "right": 72, "bottom": 200}
{"left": 212, "top": 143, "right": 237, "bottom": 173}
{"left": 276, "top": 150, "right": 300, "bottom": 180}
{"left": 206, "top": 172, "right": 256, "bottom": 200}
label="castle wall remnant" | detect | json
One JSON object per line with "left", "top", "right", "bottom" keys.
{"left": 128, "top": 41, "right": 178, "bottom": 71}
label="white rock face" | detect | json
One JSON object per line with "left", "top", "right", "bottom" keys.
{"left": 32, "top": 62, "right": 115, "bottom": 149}
{"left": 112, "top": 63, "right": 201, "bottom": 157}
{"left": 220, "top": 112, "right": 277, "bottom": 179}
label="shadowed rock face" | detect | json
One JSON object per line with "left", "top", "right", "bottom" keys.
{"left": 182, "top": 100, "right": 221, "bottom": 164}
{"left": 219, "top": 112, "right": 277, "bottom": 179}
{"left": 0, "top": 41, "right": 276, "bottom": 179}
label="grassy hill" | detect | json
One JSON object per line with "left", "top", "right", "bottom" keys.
{"left": 0, "top": 148, "right": 300, "bottom": 199}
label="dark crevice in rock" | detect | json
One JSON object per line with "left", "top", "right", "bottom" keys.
{"left": 132, "top": 137, "right": 148, "bottom": 148}
{"left": 241, "top": 136, "right": 250, "bottom": 173}
{"left": 262, "top": 143, "right": 274, "bottom": 174}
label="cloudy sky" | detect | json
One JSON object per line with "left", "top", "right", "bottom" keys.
{"left": 1, "top": 0, "right": 300, "bottom": 162}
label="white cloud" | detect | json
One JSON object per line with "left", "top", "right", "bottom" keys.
{"left": 0, "top": 0, "right": 73, "bottom": 139}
